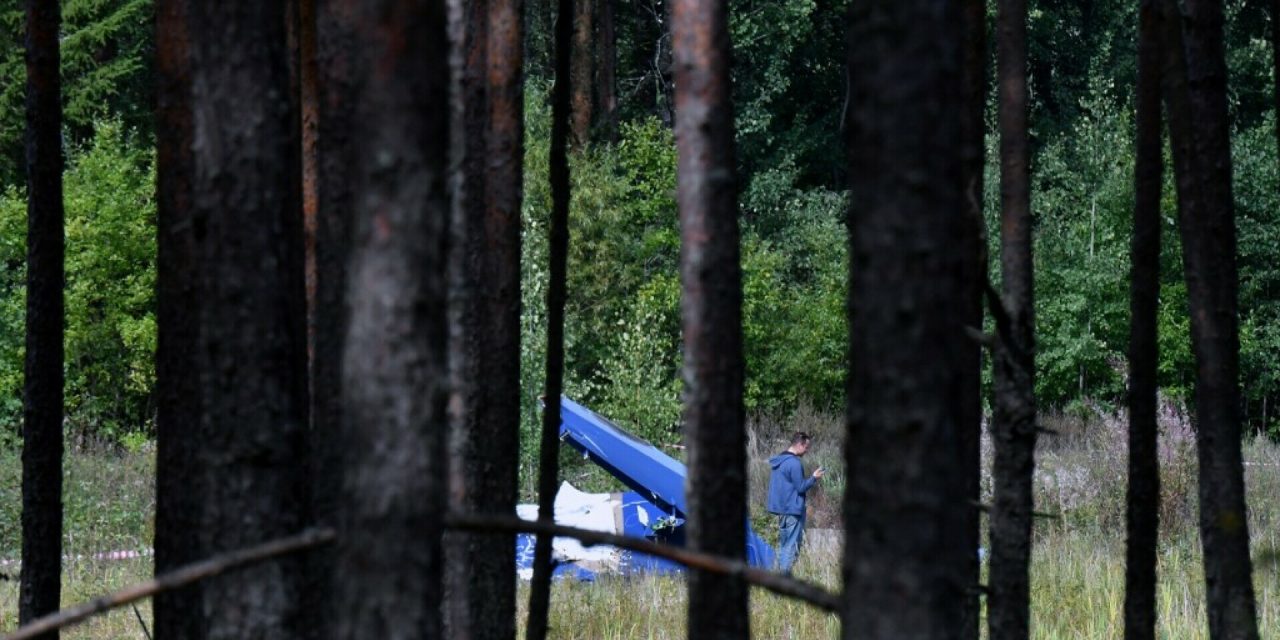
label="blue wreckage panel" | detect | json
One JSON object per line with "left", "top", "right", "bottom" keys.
{"left": 514, "top": 397, "right": 775, "bottom": 580}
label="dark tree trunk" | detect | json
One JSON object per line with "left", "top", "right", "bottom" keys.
{"left": 571, "top": 0, "right": 595, "bottom": 147}
{"left": 330, "top": 1, "right": 450, "bottom": 638}
{"left": 187, "top": 4, "right": 311, "bottom": 637}
{"left": 1273, "top": 0, "right": 1280, "bottom": 162}
{"left": 958, "top": 1, "right": 988, "bottom": 638}
{"left": 445, "top": 0, "right": 524, "bottom": 638}
{"left": 1124, "top": 2, "right": 1163, "bottom": 638}
{"left": 672, "top": 0, "right": 747, "bottom": 637}
{"left": 308, "top": 0, "right": 359, "bottom": 634}
{"left": 988, "top": 0, "right": 1038, "bottom": 634}
{"left": 153, "top": 1, "right": 204, "bottom": 638}
{"left": 596, "top": 0, "right": 617, "bottom": 142}
{"left": 844, "top": 0, "right": 970, "bottom": 637}
{"left": 20, "top": 0, "right": 64, "bottom": 635}
{"left": 1159, "top": 0, "right": 1260, "bottom": 636}
{"left": 288, "top": 1, "right": 326, "bottom": 634}
{"left": 526, "top": 0, "right": 573, "bottom": 636}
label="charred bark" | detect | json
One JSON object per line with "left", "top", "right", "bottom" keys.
{"left": 187, "top": 3, "right": 311, "bottom": 637}
{"left": 570, "top": 0, "right": 595, "bottom": 147}
{"left": 445, "top": 0, "right": 524, "bottom": 638}
{"left": 1124, "top": 2, "right": 1163, "bottom": 638}
{"left": 672, "top": 0, "right": 748, "bottom": 637}
{"left": 988, "top": 0, "right": 1038, "bottom": 635}
{"left": 958, "top": 1, "right": 988, "bottom": 638}
{"left": 1159, "top": 0, "right": 1260, "bottom": 636}
{"left": 526, "top": 0, "right": 574, "bottom": 636}
{"left": 153, "top": 1, "right": 205, "bottom": 638}
{"left": 596, "top": 0, "right": 618, "bottom": 142}
{"left": 844, "top": 0, "right": 971, "bottom": 637}
{"left": 330, "top": 1, "right": 451, "bottom": 638}
{"left": 20, "top": 0, "right": 64, "bottom": 635}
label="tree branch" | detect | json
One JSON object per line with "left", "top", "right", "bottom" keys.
{"left": 2, "top": 528, "right": 335, "bottom": 640}
{"left": 446, "top": 512, "right": 841, "bottom": 613}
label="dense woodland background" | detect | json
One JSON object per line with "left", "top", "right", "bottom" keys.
{"left": 0, "top": 0, "right": 1279, "bottom": 471}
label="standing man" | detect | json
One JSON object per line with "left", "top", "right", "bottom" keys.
{"left": 767, "top": 432, "right": 825, "bottom": 575}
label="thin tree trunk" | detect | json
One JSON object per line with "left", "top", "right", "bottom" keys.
{"left": 526, "top": 0, "right": 573, "bottom": 636}
{"left": 570, "top": 0, "right": 595, "bottom": 147}
{"left": 596, "top": 0, "right": 617, "bottom": 142}
{"left": 20, "top": 1, "right": 64, "bottom": 636}
{"left": 672, "top": 0, "right": 747, "bottom": 636}
{"left": 187, "top": 4, "right": 311, "bottom": 637}
{"left": 989, "top": 0, "right": 1038, "bottom": 634}
{"left": 844, "top": 0, "right": 970, "bottom": 636}
{"left": 153, "top": 1, "right": 204, "bottom": 638}
{"left": 445, "top": 0, "right": 524, "bottom": 638}
{"left": 958, "top": 0, "right": 989, "bottom": 637}
{"left": 331, "top": 1, "right": 450, "bottom": 638}
{"left": 1159, "top": 0, "right": 1260, "bottom": 636}
{"left": 1272, "top": 0, "right": 1280, "bottom": 162}
{"left": 1124, "top": 2, "right": 1163, "bottom": 639}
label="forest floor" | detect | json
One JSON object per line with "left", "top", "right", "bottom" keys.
{"left": 2, "top": 403, "right": 1279, "bottom": 638}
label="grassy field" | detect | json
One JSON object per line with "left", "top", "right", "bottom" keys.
{"left": 2, "top": 403, "right": 1279, "bottom": 638}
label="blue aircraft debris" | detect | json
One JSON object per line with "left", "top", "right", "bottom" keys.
{"left": 515, "top": 397, "right": 775, "bottom": 580}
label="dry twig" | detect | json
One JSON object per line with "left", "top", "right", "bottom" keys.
{"left": 2, "top": 528, "right": 335, "bottom": 640}
{"left": 446, "top": 512, "right": 841, "bottom": 612}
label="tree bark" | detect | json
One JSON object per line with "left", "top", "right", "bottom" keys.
{"left": 958, "top": 1, "right": 988, "bottom": 638}
{"left": 1272, "top": 0, "right": 1280, "bottom": 162}
{"left": 1159, "top": 0, "right": 1260, "bottom": 636}
{"left": 1124, "top": 2, "right": 1163, "bottom": 638}
{"left": 596, "top": 0, "right": 618, "bottom": 142}
{"left": 844, "top": 0, "right": 970, "bottom": 637}
{"left": 330, "top": 1, "right": 450, "bottom": 638}
{"left": 526, "top": 0, "right": 573, "bottom": 636}
{"left": 187, "top": 4, "right": 311, "bottom": 637}
{"left": 445, "top": 0, "right": 524, "bottom": 638}
{"left": 672, "top": 0, "right": 748, "bottom": 637}
{"left": 570, "top": 0, "right": 595, "bottom": 147}
{"left": 20, "top": 1, "right": 64, "bottom": 636}
{"left": 153, "top": 1, "right": 204, "bottom": 638}
{"left": 988, "top": 0, "right": 1038, "bottom": 634}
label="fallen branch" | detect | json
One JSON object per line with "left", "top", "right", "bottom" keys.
{"left": 445, "top": 512, "right": 841, "bottom": 613}
{"left": 2, "top": 528, "right": 335, "bottom": 640}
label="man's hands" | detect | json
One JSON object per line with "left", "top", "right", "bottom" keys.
{"left": 812, "top": 466, "right": 826, "bottom": 479}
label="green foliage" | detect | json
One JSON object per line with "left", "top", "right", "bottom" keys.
{"left": 0, "top": 121, "right": 155, "bottom": 439}
{"left": 0, "top": 0, "right": 154, "bottom": 187}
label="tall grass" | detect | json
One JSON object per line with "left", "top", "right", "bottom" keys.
{"left": 3, "top": 402, "right": 1280, "bottom": 638}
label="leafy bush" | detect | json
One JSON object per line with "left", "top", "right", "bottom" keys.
{"left": 0, "top": 121, "right": 155, "bottom": 440}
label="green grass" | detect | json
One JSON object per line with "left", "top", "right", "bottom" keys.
{"left": 3, "top": 407, "right": 1280, "bottom": 638}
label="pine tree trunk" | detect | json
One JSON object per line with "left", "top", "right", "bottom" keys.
{"left": 445, "top": 0, "right": 524, "bottom": 638}
{"left": 526, "top": 1, "right": 573, "bottom": 638}
{"left": 1124, "top": 2, "right": 1163, "bottom": 638}
{"left": 988, "top": 0, "right": 1038, "bottom": 635}
{"left": 570, "top": 0, "right": 595, "bottom": 147}
{"left": 844, "top": 0, "right": 970, "bottom": 636}
{"left": 672, "top": 0, "right": 748, "bottom": 636}
{"left": 153, "top": 1, "right": 205, "bottom": 638}
{"left": 596, "top": 0, "right": 618, "bottom": 142}
{"left": 20, "top": 1, "right": 64, "bottom": 635}
{"left": 187, "top": 4, "right": 311, "bottom": 637}
{"left": 1159, "top": 0, "right": 1260, "bottom": 636}
{"left": 331, "top": 1, "right": 450, "bottom": 638}
{"left": 309, "top": 1, "right": 360, "bottom": 634}
{"left": 958, "top": 1, "right": 988, "bottom": 637}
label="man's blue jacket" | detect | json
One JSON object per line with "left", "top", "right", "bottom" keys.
{"left": 766, "top": 452, "right": 815, "bottom": 517}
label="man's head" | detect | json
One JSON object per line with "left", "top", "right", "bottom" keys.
{"left": 787, "top": 432, "right": 812, "bottom": 456}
